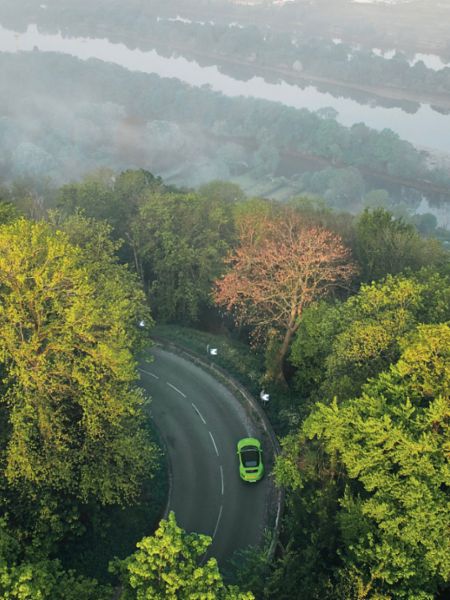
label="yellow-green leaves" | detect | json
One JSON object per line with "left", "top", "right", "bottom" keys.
{"left": 290, "top": 324, "right": 450, "bottom": 598}
{"left": 0, "top": 219, "right": 156, "bottom": 505}
{"left": 0, "top": 559, "right": 112, "bottom": 600}
{"left": 114, "top": 512, "right": 255, "bottom": 600}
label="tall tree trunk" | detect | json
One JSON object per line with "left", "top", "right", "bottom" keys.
{"left": 268, "top": 316, "right": 298, "bottom": 385}
{"left": 128, "top": 231, "right": 144, "bottom": 284}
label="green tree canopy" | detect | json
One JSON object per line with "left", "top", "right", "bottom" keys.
{"left": 353, "top": 208, "right": 447, "bottom": 282}
{"left": 0, "top": 219, "right": 157, "bottom": 505}
{"left": 0, "top": 559, "right": 111, "bottom": 600}
{"left": 277, "top": 323, "right": 450, "bottom": 599}
{"left": 290, "top": 269, "right": 450, "bottom": 401}
{"left": 0, "top": 200, "right": 19, "bottom": 225}
{"left": 113, "top": 511, "right": 255, "bottom": 600}
{"left": 0, "top": 515, "right": 109, "bottom": 598}
{"left": 56, "top": 169, "right": 168, "bottom": 277}
{"left": 139, "top": 191, "right": 236, "bottom": 323}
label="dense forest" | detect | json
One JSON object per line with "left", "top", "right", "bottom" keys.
{"left": 0, "top": 1, "right": 449, "bottom": 598}
{"left": 0, "top": 169, "right": 448, "bottom": 598}
{"left": 0, "top": 179, "right": 254, "bottom": 599}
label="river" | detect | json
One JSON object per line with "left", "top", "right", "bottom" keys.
{"left": 0, "top": 23, "right": 449, "bottom": 154}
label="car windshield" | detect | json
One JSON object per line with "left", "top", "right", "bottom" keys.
{"left": 242, "top": 447, "right": 260, "bottom": 468}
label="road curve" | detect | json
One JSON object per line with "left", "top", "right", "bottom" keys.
{"left": 139, "top": 346, "right": 274, "bottom": 564}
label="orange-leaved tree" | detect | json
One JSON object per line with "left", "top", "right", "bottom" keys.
{"left": 214, "top": 211, "right": 356, "bottom": 382}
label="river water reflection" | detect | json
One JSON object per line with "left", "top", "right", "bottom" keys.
{"left": 1, "top": 23, "right": 449, "bottom": 153}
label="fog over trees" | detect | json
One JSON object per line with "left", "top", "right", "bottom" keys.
{"left": 0, "top": 2, "right": 449, "bottom": 599}
{"left": 0, "top": 1, "right": 450, "bottom": 224}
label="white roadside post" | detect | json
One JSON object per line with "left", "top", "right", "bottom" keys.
{"left": 260, "top": 389, "right": 270, "bottom": 407}
{"left": 206, "top": 344, "right": 218, "bottom": 364}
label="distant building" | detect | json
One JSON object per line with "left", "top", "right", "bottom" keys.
{"left": 232, "top": 0, "right": 295, "bottom": 5}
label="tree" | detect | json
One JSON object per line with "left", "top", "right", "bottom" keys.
{"left": 289, "top": 300, "right": 341, "bottom": 407}
{"left": 276, "top": 323, "right": 450, "bottom": 599}
{"left": 0, "top": 219, "right": 157, "bottom": 506}
{"left": 0, "top": 512, "right": 105, "bottom": 595}
{"left": 0, "top": 200, "right": 19, "bottom": 225}
{"left": 290, "top": 269, "right": 450, "bottom": 401}
{"left": 323, "top": 167, "right": 365, "bottom": 211}
{"left": 112, "top": 512, "right": 254, "bottom": 600}
{"left": 0, "top": 559, "right": 111, "bottom": 600}
{"left": 139, "top": 191, "right": 236, "bottom": 323}
{"left": 56, "top": 169, "right": 167, "bottom": 280}
{"left": 56, "top": 169, "right": 117, "bottom": 223}
{"left": 225, "top": 536, "right": 272, "bottom": 600}
{"left": 410, "top": 212, "right": 438, "bottom": 237}
{"left": 48, "top": 210, "right": 152, "bottom": 354}
{"left": 198, "top": 181, "right": 245, "bottom": 204}
{"left": 353, "top": 208, "right": 447, "bottom": 282}
{"left": 322, "top": 274, "right": 424, "bottom": 399}
{"left": 362, "top": 189, "right": 390, "bottom": 210}
{"left": 214, "top": 211, "right": 355, "bottom": 382}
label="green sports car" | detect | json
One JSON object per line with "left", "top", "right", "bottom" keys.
{"left": 237, "top": 437, "right": 264, "bottom": 483}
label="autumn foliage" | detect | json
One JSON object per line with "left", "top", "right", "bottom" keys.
{"left": 214, "top": 212, "right": 356, "bottom": 381}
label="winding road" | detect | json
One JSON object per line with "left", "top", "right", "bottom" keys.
{"left": 139, "top": 346, "right": 274, "bottom": 564}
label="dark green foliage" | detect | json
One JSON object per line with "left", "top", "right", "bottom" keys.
{"left": 226, "top": 537, "right": 273, "bottom": 600}
{"left": 56, "top": 169, "right": 167, "bottom": 275}
{"left": 198, "top": 181, "right": 246, "bottom": 204}
{"left": 139, "top": 190, "right": 237, "bottom": 323}
{"left": 0, "top": 559, "right": 112, "bottom": 600}
{"left": 290, "top": 269, "right": 450, "bottom": 403}
{"left": 0, "top": 515, "right": 112, "bottom": 598}
{"left": 59, "top": 449, "right": 168, "bottom": 583}
{"left": 278, "top": 299, "right": 450, "bottom": 598}
{"left": 0, "top": 514, "right": 111, "bottom": 599}
{"left": 353, "top": 208, "right": 447, "bottom": 282}
{"left": 0, "top": 200, "right": 19, "bottom": 225}
{"left": 288, "top": 301, "right": 341, "bottom": 407}
{"left": 57, "top": 168, "right": 165, "bottom": 232}
{"left": 57, "top": 172, "right": 239, "bottom": 324}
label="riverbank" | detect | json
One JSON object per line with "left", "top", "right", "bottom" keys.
{"left": 151, "top": 40, "right": 450, "bottom": 112}
{"left": 2, "top": 23, "right": 450, "bottom": 154}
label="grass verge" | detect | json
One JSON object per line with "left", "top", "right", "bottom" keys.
{"left": 152, "top": 324, "right": 265, "bottom": 397}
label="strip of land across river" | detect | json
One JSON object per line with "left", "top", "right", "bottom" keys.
{"left": 155, "top": 41, "right": 450, "bottom": 112}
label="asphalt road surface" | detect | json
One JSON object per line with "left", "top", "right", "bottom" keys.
{"left": 139, "top": 346, "right": 273, "bottom": 565}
